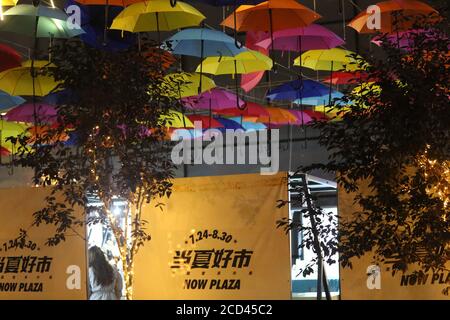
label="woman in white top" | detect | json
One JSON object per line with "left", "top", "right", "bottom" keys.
{"left": 88, "top": 246, "right": 123, "bottom": 300}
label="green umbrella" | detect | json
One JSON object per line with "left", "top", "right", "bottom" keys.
{"left": 0, "top": 4, "right": 84, "bottom": 38}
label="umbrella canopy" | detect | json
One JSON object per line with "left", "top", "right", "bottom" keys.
{"left": 164, "top": 28, "right": 247, "bottom": 57}
{"left": 191, "top": 0, "right": 265, "bottom": 5}
{"left": 293, "top": 93, "right": 345, "bottom": 106}
{"left": 163, "top": 72, "right": 216, "bottom": 98}
{"left": 197, "top": 50, "right": 273, "bottom": 75}
{"left": 217, "top": 101, "right": 270, "bottom": 117}
{"left": 0, "top": 90, "right": 26, "bottom": 111}
{"left": 215, "top": 117, "right": 244, "bottom": 130}
{"left": 286, "top": 109, "right": 314, "bottom": 125}
{"left": 0, "top": 60, "right": 59, "bottom": 96}
{"left": 371, "top": 28, "right": 448, "bottom": 50}
{"left": 159, "top": 110, "right": 194, "bottom": 128}
{"left": 0, "top": 146, "right": 11, "bottom": 156}
{"left": 75, "top": 0, "right": 142, "bottom": 5}
{"left": 303, "top": 109, "right": 329, "bottom": 121}
{"left": 187, "top": 115, "right": 224, "bottom": 129}
{"left": 255, "top": 24, "right": 345, "bottom": 52}
{"left": 322, "top": 71, "right": 370, "bottom": 85}
{"left": 182, "top": 88, "right": 245, "bottom": 111}
{"left": 1, "top": 0, "right": 19, "bottom": 6}
{"left": 5, "top": 103, "right": 57, "bottom": 123}
{"left": 110, "top": 0, "right": 206, "bottom": 33}
{"left": 221, "top": 0, "right": 321, "bottom": 33}
{"left": 267, "top": 79, "right": 342, "bottom": 102}
{"left": 348, "top": 0, "right": 438, "bottom": 34}
{"left": 294, "top": 48, "right": 364, "bottom": 71}
{"left": 0, "top": 4, "right": 84, "bottom": 38}
{"left": 228, "top": 117, "right": 267, "bottom": 131}
{"left": 257, "top": 107, "right": 298, "bottom": 125}
{"left": 0, "top": 119, "right": 28, "bottom": 151}
{"left": 0, "top": 43, "right": 22, "bottom": 73}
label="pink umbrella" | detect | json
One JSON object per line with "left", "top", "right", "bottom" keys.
{"left": 241, "top": 31, "right": 269, "bottom": 92}
{"left": 186, "top": 115, "right": 224, "bottom": 129}
{"left": 255, "top": 24, "right": 345, "bottom": 52}
{"left": 371, "top": 29, "right": 449, "bottom": 50}
{"left": 5, "top": 103, "right": 57, "bottom": 123}
{"left": 182, "top": 88, "right": 245, "bottom": 111}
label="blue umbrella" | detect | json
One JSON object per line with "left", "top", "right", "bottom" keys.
{"left": 229, "top": 117, "right": 266, "bottom": 131}
{"left": 164, "top": 28, "right": 247, "bottom": 97}
{"left": 293, "top": 94, "right": 346, "bottom": 106}
{"left": 64, "top": 0, "right": 136, "bottom": 51}
{"left": 267, "top": 79, "right": 342, "bottom": 102}
{"left": 0, "top": 90, "right": 25, "bottom": 111}
{"left": 43, "top": 89, "right": 77, "bottom": 105}
{"left": 215, "top": 117, "right": 244, "bottom": 131}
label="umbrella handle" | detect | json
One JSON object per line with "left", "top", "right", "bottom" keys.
{"left": 237, "top": 100, "right": 247, "bottom": 111}
{"left": 170, "top": 0, "right": 177, "bottom": 7}
{"left": 233, "top": 1, "right": 243, "bottom": 49}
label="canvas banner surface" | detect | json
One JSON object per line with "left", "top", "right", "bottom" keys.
{"left": 339, "top": 185, "right": 449, "bottom": 300}
{"left": 133, "top": 173, "right": 291, "bottom": 299}
{"left": 0, "top": 187, "right": 87, "bottom": 300}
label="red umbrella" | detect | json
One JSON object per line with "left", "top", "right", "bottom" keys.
{"left": 0, "top": 43, "right": 22, "bottom": 72}
{"left": 187, "top": 115, "right": 224, "bottom": 129}
{"left": 216, "top": 101, "right": 270, "bottom": 117}
{"left": 322, "top": 71, "right": 370, "bottom": 85}
{"left": 303, "top": 109, "right": 329, "bottom": 121}
{"left": 0, "top": 146, "right": 11, "bottom": 156}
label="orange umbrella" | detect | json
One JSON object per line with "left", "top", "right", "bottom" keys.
{"left": 256, "top": 106, "right": 298, "bottom": 125}
{"left": 27, "top": 125, "right": 69, "bottom": 144}
{"left": 348, "top": 0, "right": 438, "bottom": 34}
{"left": 221, "top": 0, "right": 321, "bottom": 53}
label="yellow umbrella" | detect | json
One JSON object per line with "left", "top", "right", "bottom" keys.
{"left": 0, "top": 0, "right": 18, "bottom": 6}
{"left": 0, "top": 60, "right": 59, "bottom": 96}
{"left": 294, "top": 48, "right": 364, "bottom": 71}
{"left": 110, "top": 0, "right": 205, "bottom": 42}
{"left": 0, "top": 119, "right": 27, "bottom": 152}
{"left": 159, "top": 109, "right": 194, "bottom": 128}
{"left": 163, "top": 72, "right": 216, "bottom": 98}
{"left": 196, "top": 50, "right": 273, "bottom": 75}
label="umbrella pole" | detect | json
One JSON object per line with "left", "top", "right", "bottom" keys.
{"left": 209, "top": 98, "right": 212, "bottom": 129}
{"left": 31, "top": 5, "right": 40, "bottom": 149}
{"left": 103, "top": 0, "right": 109, "bottom": 46}
{"left": 198, "top": 39, "right": 204, "bottom": 95}
{"left": 269, "top": 9, "right": 276, "bottom": 72}
{"left": 156, "top": 12, "right": 161, "bottom": 45}
{"left": 234, "top": 59, "right": 241, "bottom": 111}
{"left": 178, "top": 83, "right": 186, "bottom": 128}
{"left": 328, "top": 61, "right": 334, "bottom": 106}
{"left": 233, "top": 0, "right": 242, "bottom": 49}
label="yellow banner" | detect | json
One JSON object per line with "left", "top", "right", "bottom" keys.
{"left": 0, "top": 187, "right": 87, "bottom": 300}
{"left": 133, "top": 173, "right": 291, "bottom": 299}
{"left": 338, "top": 185, "right": 449, "bottom": 300}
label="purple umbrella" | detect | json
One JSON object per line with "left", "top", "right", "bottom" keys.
{"left": 5, "top": 103, "right": 57, "bottom": 123}
{"left": 182, "top": 88, "right": 245, "bottom": 111}
{"left": 371, "top": 29, "right": 449, "bottom": 50}
{"left": 255, "top": 24, "right": 345, "bottom": 52}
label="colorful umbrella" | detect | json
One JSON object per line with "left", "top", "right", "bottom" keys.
{"left": 0, "top": 4, "right": 84, "bottom": 38}
{"left": 287, "top": 109, "right": 314, "bottom": 125}
{"left": 217, "top": 101, "right": 270, "bottom": 117}
{"left": 215, "top": 116, "right": 244, "bottom": 130}
{"left": 182, "top": 88, "right": 245, "bottom": 111}
{"left": 371, "top": 28, "right": 449, "bottom": 50}
{"left": 295, "top": 48, "right": 364, "bottom": 104}
{"left": 348, "top": 0, "right": 438, "bottom": 34}
{"left": 228, "top": 117, "right": 267, "bottom": 131}
{"left": 0, "top": 60, "right": 59, "bottom": 96}
{"left": 190, "top": 1, "right": 266, "bottom": 47}
{"left": 0, "top": 119, "right": 27, "bottom": 152}
{"left": 164, "top": 28, "right": 247, "bottom": 94}
{"left": 1, "top": 0, "right": 19, "bottom": 6}
{"left": 160, "top": 110, "right": 194, "bottom": 128}
{"left": 0, "top": 90, "right": 25, "bottom": 111}
{"left": 254, "top": 24, "right": 345, "bottom": 52}
{"left": 0, "top": 146, "right": 11, "bottom": 157}
{"left": 197, "top": 50, "right": 273, "bottom": 75}
{"left": 240, "top": 31, "right": 268, "bottom": 92}
{"left": 267, "top": 79, "right": 342, "bottom": 102}
{"left": 257, "top": 107, "right": 298, "bottom": 125}
{"left": 293, "top": 94, "right": 345, "bottom": 106}
{"left": 110, "top": 0, "right": 206, "bottom": 43}
{"left": 5, "top": 103, "right": 57, "bottom": 123}
{"left": 303, "top": 109, "right": 329, "bottom": 121}
{"left": 66, "top": 0, "right": 137, "bottom": 49}
{"left": 163, "top": 72, "right": 216, "bottom": 98}
{"left": 0, "top": 43, "right": 22, "bottom": 73}
{"left": 322, "top": 71, "right": 370, "bottom": 85}
{"left": 221, "top": 0, "right": 321, "bottom": 53}
{"left": 187, "top": 115, "right": 224, "bottom": 129}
